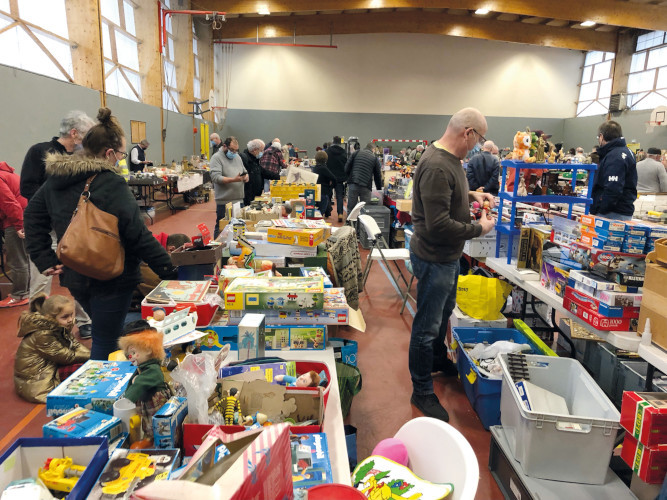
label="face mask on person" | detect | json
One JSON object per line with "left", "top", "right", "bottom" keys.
{"left": 258, "top": 151, "right": 264, "bottom": 159}
{"left": 74, "top": 143, "right": 83, "bottom": 152}
{"left": 210, "top": 141, "right": 215, "bottom": 148}
{"left": 225, "top": 150, "right": 237, "bottom": 160}
{"left": 272, "top": 142, "right": 281, "bottom": 149}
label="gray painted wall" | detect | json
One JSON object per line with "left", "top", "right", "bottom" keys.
{"left": 563, "top": 110, "right": 667, "bottom": 151}
{"left": 218, "top": 109, "right": 565, "bottom": 155}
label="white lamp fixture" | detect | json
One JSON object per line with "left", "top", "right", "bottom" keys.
{"left": 580, "top": 20, "right": 596, "bottom": 27}
{"left": 258, "top": 5, "right": 270, "bottom": 16}
{"left": 475, "top": 8, "right": 490, "bottom": 15}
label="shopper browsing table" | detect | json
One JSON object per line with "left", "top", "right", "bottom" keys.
{"left": 129, "top": 139, "right": 151, "bottom": 172}
{"left": 590, "top": 120, "right": 637, "bottom": 221}
{"left": 466, "top": 140, "right": 500, "bottom": 195}
{"left": 409, "top": 107, "right": 496, "bottom": 422}
{"left": 211, "top": 136, "right": 248, "bottom": 238}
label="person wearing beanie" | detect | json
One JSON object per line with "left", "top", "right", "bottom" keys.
{"left": 312, "top": 150, "right": 336, "bottom": 217}
{"left": 637, "top": 147, "right": 667, "bottom": 193}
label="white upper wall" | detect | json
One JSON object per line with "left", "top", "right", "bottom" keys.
{"left": 216, "top": 33, "right": 584, "bottom": 118}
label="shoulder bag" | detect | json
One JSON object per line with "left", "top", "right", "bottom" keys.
{"left": 57, "top": 174, "right": 125, "bottom": 280}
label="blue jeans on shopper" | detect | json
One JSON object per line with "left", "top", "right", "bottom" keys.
{"left": 409, "top": 251, "right": 460, "bottom": 396}
{"left": 72, "top": 288, "right": 134, "bottom": 360}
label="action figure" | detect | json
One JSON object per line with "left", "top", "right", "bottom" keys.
{"left": 275, "top": 370, "right": 321, "bottom": 388}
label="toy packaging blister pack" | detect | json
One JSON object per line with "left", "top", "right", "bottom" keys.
{"left": 291, "top": 433, "right": 333, "bottom": 490}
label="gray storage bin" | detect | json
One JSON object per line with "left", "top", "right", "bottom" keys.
{"left": 583, "top": 340, "right": 603, "bottom": 377}
{"left": 499, "top": 354, "right": 621, "bottom": 485}
{"left": 614, "top": 360, "right": 667, "bottom": 408}
{"left": 597, "top": 342, "right": 623, "bottom": 399}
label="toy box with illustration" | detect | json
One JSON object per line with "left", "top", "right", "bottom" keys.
{"left": 87, "top": 448, "right": 180, "bottom": 500}
{"left": 564, "top": 286, "right": 640, "bottom": 319}
{"left": 43, "top": 408, "right": 123, "bottom": 442}
{"left": 152, "top": 397, "right": 188, "bottom": 449}
{"left": 241, "top": 239, "right": 318, "bottom": 258}
{"left": 219, "top": 268, "right": 254, "bottom": 292}
{"left": 218, "top": 361, "right": 296, "bottom": 382}
{"left": 580, "top": 214, "right": 627, "bottom": 233}
{"left": 266, "top": 227, "right": 326, "bottom": 248}
{"left": 517, "top": 226, "right": 553, "bottom": 272}
{"left": 291, "top": 433, "right": 333, "bottom": 489}
{"left": 620, "top": 392, "right": 667, "bottom": 447}
{"left": 597, "top": 289, "right": 643, "bottom": 308}
{"left": 265, "top": 326, "right": 327, "bottom": 350}
{"left": 540, "top": 258, "right": 571, "bottom": 298}
{"left": 551, "top": 216, "right": 580, "bottom": 248}
{"left": 46, "top": 361, "right": 136, "bottom": 417}
{"left": 620, "top": 433, "right": 667, "bottom": 484}
{"left": 237, "top": 313, "right": 265, "bottom": 361}
{"left": 568, "top": 242, "right": 646, "bottom": 285}
{"left": 223, "top": 276, "right": 324, "bottom": 311}
{"left": 569, "top": 268, "right": 641, "bottom": 293}
{"left": 563, "top": 296, "right": 639, "bottom": 332}
{"left": 141, "top": 287, "right": 221, "bottom": 327}
{"left": 299, "top": 267, "right": 333, "bottom": 288}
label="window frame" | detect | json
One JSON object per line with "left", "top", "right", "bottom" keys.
{"left": 101, "top": 0, "right": 141, "bottom": 102}
{"left": 575, "top": 51, "right": 616, "bottom": 117}
{"left": 627, "top": 31, "right": 667, "bottom": 111}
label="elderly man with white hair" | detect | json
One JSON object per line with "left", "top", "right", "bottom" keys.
{"left": 240, "top": 138, "right": 266, "bottom": 205}
{"left": 466, "top": 139, "right": 500, "bottom": 195}
{"left": 210, "top": 133, "right": 222, "bottom": 156}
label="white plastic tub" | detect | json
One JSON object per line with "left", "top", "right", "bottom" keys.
{"left": 499, "top": 354, "right": 621, "bottom": 485}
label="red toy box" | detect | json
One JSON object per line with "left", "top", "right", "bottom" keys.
{"left": 621, "top": 433, "right": 667, "bottom": 484}
{"left": 141, "top": 281, "right": 221, "bottom": 327}
{"left": 562, "top": 296, "right": 639, "bottom": 331}
{"left": 564, "top": 286, "right": 640, "bottom": 319}
{"left": 620, "top": 392, "right": 667, "bottom": 447}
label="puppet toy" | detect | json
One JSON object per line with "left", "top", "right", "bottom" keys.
{"left": 275, "top": 371, "right": 321, "bottom": 388}
{"left": 118, "top": 323, "right": 173, "bottom": 440}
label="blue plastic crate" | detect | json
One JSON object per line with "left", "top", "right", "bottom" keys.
{"left": 452, "top": 327, "right": 555, "bottom": 430}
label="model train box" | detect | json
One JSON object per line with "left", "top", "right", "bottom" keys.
{"left": 563, "top": 296, "right": 639, "bottom": 332}
{"left": 569, "top": 269, "right": 641, "bottom": 293}
{"left": 46, "top": 361, "right": 136, "bottom": 417}
{"left": 223, "top": 276, "right": 324, "bottom": 311}
{"left": 152, "top": 397, "right": 188, "bottom": 449}
{"left": 621, "top": 392, "right": 667, "bottom": 447}
{"left": 569, "top": 243, "right": 646, "bottom": 284}
{"left": 266, "top": 227, "right": 326, "bottom": 248}
{"left": 580, "top": 214, "right": 627, "bottom": 233}
{"left": 43, "top": 408, "right": 123, "bottom": 442}
{"left": 564, "top": 287, "right": 640, "bottom": 319}
{"left": 291, "top": 433, "right": 333, "bottom": 490}
{"left": 299, "top": 267, "right": 333, "bottom": 288}
{"left": 598, "top": 289, "right": 643, "bottom": 308}
{"left": 87, "top": 448, "right": 180, "bottom": 500}
{"left": 620, "top": 433, "right": 667, "bottom": 484}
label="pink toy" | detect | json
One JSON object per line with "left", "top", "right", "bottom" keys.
{"left": 372, "top": 438, "right": 409, "bottom": 467}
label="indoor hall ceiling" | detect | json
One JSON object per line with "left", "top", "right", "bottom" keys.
{"left": 192, "top": 0, "right": 667, "bottom": 52}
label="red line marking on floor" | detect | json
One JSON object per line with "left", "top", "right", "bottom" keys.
{"left": 0, "top": 404, "right": 44, "bottom": 451}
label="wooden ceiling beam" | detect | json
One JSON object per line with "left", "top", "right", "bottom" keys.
{"left": 213, "top": 11, "right": 617, "bottom": 52}
{"left": 197, "top": 0, "right": 667, "bottom": 32}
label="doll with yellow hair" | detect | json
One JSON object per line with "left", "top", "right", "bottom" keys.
{"left": 118, "top": 320, "right": 173, "bottom": 439}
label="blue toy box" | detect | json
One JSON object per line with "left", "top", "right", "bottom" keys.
{"left": 291, "top": 433, "right": 333, "bottom": 490}
{"left": 452, "top": 327, "right": 556, "bottom": 429}
{"left": 152, "top": 397, "right": 188, "bottom": 449}
{"left": 218, "top": 361, "right": 296, "bottom": 381}
{"left": 43, "top": 408, "right": 123, "bottom": 443}
{"left": 46, "top": 360, "right": 136, "bottom": 417}
{"left": 329, "top": 338, "right": 358, "bottom": 366}
{"left": 300, "top": 267, "right": 333, "bottom": 288}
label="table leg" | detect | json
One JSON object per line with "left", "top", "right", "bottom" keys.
{"left": 646, "top": 363, "right": 656, "bottom": 391}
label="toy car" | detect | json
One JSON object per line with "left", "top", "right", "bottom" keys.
{"left": 99, "top": 453, "right": 155, "bottom": 495}
{"left": 38, "top": 457, "right": 86, "bottom": 493}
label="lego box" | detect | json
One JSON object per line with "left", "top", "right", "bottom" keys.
{"left": 300, "top": 267, "right": 333, "bottom": 288}
{"left": 563, "top": 296, "right": 639, "bottom": 332}
{"left": 266, "top": 227, "right": 326, "bottom": 248}
{"left": 265, "top": 326, "right": 327, "bottom": 350}
{"left": 152, "top": 397, "right": 188, "bottom": 449}
{"left": 621, "top": 391, "right": 667, "bottom": 447}
{"left": 46, "top": 360, "right": 136, "bottom": 417}
{"left": 223, "top": 276, "right": 324, "bottom": 311}
{"left": 43, "top": 408, "right": 123, "bottom": 443}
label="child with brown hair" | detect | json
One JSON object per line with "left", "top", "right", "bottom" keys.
{"left": 14, "top": 293, "right": 90, "bottom": 403}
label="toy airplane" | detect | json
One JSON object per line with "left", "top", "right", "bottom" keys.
{"left": 148, "top": 308, "right": 207, "bottom": 347}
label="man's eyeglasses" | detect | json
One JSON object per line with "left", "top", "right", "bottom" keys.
{"left": 468, "top": 128, "right": 487, "bottom": 145}
{"left": 114, "top": 150, "right": 128, "bottom": 160}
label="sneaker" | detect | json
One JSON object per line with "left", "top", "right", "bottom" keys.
{"left": 411, "top": 393, "right": 450, "bottom": 422}
{"left": 0, "top": 296, "right": 29, "bottom": 308}
{"left": 78, "top": 324, "right": 92, "bottom": 339}
{"left": 432, "top": 358, "right": 459, "bottom": 377}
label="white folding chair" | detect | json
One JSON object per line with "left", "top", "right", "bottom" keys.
{"left": 345, "top": 201, "right": 366, "bottom": 233}
{"left": 358, "top": 215, "right": 414, "bottom": 307}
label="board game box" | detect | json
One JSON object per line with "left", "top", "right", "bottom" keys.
{"left": 563, "top": 296, "right": 639, "bottom": 332}
{"left": 291, "top": 433, "right": 333, "bottom": 490}
{"left": 564, "top": 286, "right": 640, "bottom": 319}
{"left": 224, "top": 277, "right": 324, "bottom": 311}
{"left": 46, "top": 361, "right": 136, "bottom": 417}
{"left": 299, "top": 267, "right": 333, "bottom": 288}
{"left": 43, "top": 408, "right": 123, "bottom": 442}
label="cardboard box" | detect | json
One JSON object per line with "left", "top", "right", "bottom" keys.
{"left": 218, "top": 361, "right": 296, "bottom": 382}
{"left": 224, "top": 276, "right": 325, "bottom": 311}
{"left": 564, "top": 286, "right": 640, "bottom": 319}
{"left": 540, "top": 259, "right": 570, "bottom": 298}
{"left": 621, "top": 433, "right": 667, "bottom": 484}
{"left": 170, "top": 244, "right": 223, "bottom": 266}
{"left": 516, "top": 226, "right": 552, "bottom": 272}
{"left": 590, "top": 215, "right": 627, "bottom": 232}
{"left": 639, "top": 263, "right": 667, "bottom": 349}
{"left": 237, "top": 313, "right": 266, "bottom": 361}
{"left": 517, "top": 226, "right": 531, "bottom": 268}
{"left": 569, "top": 268, "right": 640, "bottom": 293}
{"left": 264, "top": 326, "right": 326, "bottom": 350}
{"left": 219, "top": 268, "right": 253, "bottom": 292}
{"left": 449, "top": 305, "right": 507, "bottom": 329}
{"left": 152, "top": 397, "right": 188, "bottom": 449}
{"left": 299, "top": 267, "right": 333, "bottom": 288}
{"left": 267, "top": 227, "right": 326, "bottom": 248}
{"left": 395, "top": 198, "right": 413, "bottom": 212}
{"left": 242, "top": 239, "right": 317, "bottom": 258}
{"left": 0, "top": 437, "right": 108, "bottom": 500}
{"left": 43, "top": 408, "right": 123, "bottom": 442}
{"left": 291, "top": 433, "right": 334, "bottom": 489}
{"left": 563, "top": 296, "right": 639, "bottom": 332}
{"left": 87, "top": 448, "right": 180, "bottom": 500}
{"left": 621, "top": 391, "right": 667, "bottom": 447}
{"left": 598, "top": 289, "right": 643, "bottom": 307}
{"left": 46, "top": 360, "right": 136, "bottom": 417}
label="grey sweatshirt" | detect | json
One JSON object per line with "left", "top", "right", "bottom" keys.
{"left": 637, "top": 158, "right": 667, "bottom": 193}
{"left": 210, "top": 150, "right": 246, "bottom": 204}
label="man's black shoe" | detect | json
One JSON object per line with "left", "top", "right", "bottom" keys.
{"left": 432, "top": 358, "right": 459, "bottom": 377}
{"left": 410, "top": 393, "right": 450, "bottom": 422}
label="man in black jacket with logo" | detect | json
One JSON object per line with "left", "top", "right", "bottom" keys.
{"left": 326, "top": 136, "right": 348, "bottom": 222}
{"left": 591, "top": 121, "right": 637, "bottom": 221}
{"left": 466, "top": 140, "right": 500, "bottom": 195}
{"left": 345, "top": 143, "right": 383, "bottom": 215}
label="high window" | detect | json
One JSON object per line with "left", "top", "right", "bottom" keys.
{"left": 627, "top": 31, "right": 667, "bottom": 110}
{"left": 162, "top": 0, "right": 179, "bottom": 112}
{"left": 101, "top": 0, "right": 141, "bottom": 101}
{"left": 576, "top": 51, "right": 615, "bottom": 117}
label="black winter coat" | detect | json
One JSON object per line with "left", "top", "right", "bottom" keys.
{"left": 345, "top": 149, "right": 383, "bottom": 190}
{"left": 591, "top": 137, "right": 637, "bottom": 216}
{"left": 466, "top": 151, "right": 500, "bottom": 195}
{"left": 20, "top": 137, "right": 68, "bottom": 200}
{"left": 240, "top": 149, "right": 264, "bottom": 205}
{"left": 24, "top": 153, "right": 177, "bottom": 293}
{"left": 312, "top": 163, "right": 337, "bottom": 200}
{"left": 326, "top": 144, "right": 348, "bottom": 182}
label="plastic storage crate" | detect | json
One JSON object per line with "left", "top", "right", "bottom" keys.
{"left": 359, "top": 205, "right": 391, "bottom": 249}
{"left": 452, "top": 326, "right": 556, "bottom": 430}
{"left": 499, "top": 354, "right": 621, "bottom": 484}
{"left": 613, "top": 360, "right": 666, "bottom": 408}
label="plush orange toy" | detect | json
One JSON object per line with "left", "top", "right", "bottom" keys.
{"left": 511, "top": 131, "right": 532, "bottom": 162}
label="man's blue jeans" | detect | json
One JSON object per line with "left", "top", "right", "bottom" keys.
{"left": 409, "top": 250, "right": 460, "bottom": 395}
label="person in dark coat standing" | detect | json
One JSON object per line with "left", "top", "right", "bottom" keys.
{"left": 24, "top": 108, "right": 177, "bottom": 360}
{"left": 312, "top": 150, "right": 337, "bottom": 217}
{"left": 466, "top": 140, "right": 500, "bottom": 195}
{"left": 260, "top": 138, "right": 286, "bottom": 192}
{"left": 344, "top": 143, "right": 383, "bottom": 215}
{"left": 590, "top": 120, "right": 637, "bottom": 221}
{"left": 240, "top": 138, "right": 266, "bottom": 206}
{"left": 326, "top": 136, "right": 348, "bottom": 222}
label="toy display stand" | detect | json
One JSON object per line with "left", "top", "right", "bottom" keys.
{"left": 489, "top": 426, "right": 635, "bottom": 499}
{"left": 495, "top": 161, "right": 597, "bottom": 264}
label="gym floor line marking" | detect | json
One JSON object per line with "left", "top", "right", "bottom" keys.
{"left": 0, "top": 404, "right": 45, "bottom": 451}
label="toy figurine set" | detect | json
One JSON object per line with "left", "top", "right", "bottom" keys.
{"left": 223, "top": 276, "right": 325, "bottom": 311}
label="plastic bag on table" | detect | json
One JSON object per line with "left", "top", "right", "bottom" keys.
{"left": 170, "top": 353, "right": 217, "bottom": 424}
{"left": 456, "top": 274, "right": 512, "bottom": 321}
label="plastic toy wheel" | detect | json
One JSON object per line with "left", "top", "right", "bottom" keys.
{"left": 99, "top": 470, "right": 121, "bottom": 484}
{"left": 108, "top": 458, "right": 131, "bottom": 469}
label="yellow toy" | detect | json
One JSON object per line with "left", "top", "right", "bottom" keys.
{"left": 228, "top": 235, "right": 255, "bottom": 269}
{"left": 511, "top": 131, "right": 532, "bottom": 162}
{"left": 38, "top": 457, "right": 86, "bottom": 493}
{"left": 99, "top": 452, "right": 155, "bottom": 495}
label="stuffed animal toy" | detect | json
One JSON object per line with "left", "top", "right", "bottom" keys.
{"left": 119, "top": 323, "right": 173, "bottom": 440}
{"left": 511, "top": 131, "right": 532, "bottom": 162}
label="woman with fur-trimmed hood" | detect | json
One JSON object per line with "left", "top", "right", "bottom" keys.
{"left": 24, "top": 108, "right": 177, "bottom": 361}
{"left": 14, "top": 294, "right": 90, "bottom": 403}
